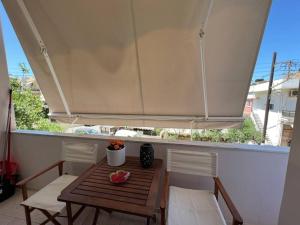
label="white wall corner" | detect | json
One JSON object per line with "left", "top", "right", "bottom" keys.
{"left": 0, "top": 16, "right": 11, "bottom": 150}
{"left": 278, "top": 82, "right": 300, "bottom": 224}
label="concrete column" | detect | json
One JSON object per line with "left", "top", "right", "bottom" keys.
{"left": 278, "top": 84, "right": 300, "bottom": 225}
{"left": 0, "top": 18, "right": 10, "bottom": 150}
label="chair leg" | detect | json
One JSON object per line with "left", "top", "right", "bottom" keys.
{"left": 24, "top": 206, "right": 32, "bottom": 225}
{"left": 146, "top": 217, "right": 150, "bottom": 225}
{"left": 40, "top": 213, "right": 60, "bottom": 225}
{"left": 161, "top": 208, "right": 166, "bottom": 225}
{"left": 39, "top": 209, "right": 61, "bottom": 225}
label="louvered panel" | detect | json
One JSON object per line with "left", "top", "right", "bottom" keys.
{"left": 62, "top": 142, "right": 98, "bottom": 164}
{"left": 167, "top": 149, "right": 218, "bottom": 177}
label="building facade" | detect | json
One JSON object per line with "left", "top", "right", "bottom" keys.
{"left": 249, "top": 76, "right": 299, "bottom": 146}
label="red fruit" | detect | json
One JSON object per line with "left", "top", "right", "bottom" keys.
{"left": 117, "top": 171, "right": 127, "bottom": 177}
{"left": 109, "top": 170, "right": 130, "bottom": 183}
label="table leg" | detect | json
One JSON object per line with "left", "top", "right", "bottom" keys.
{"left": 66, "top": 202, "right": 73, "bottom": 225}
{"left": 152, "top": 214, "right": 157, "bottom": 223}
{"left": 147, "top": 217, "right": 150, "bottom": 225}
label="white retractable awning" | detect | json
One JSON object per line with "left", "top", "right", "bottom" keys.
{"left": 2, "top": 0, "right": 271, "bottom": 128}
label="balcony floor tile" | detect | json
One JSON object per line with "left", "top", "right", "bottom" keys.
{"left": 0, "top": 190, "right": 157, "bottom": 225}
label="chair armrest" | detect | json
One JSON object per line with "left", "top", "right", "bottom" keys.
{"left": 16, "top": 160, "right": 65, "bottom": 200}
{"left": 213, "top": 177, "right": 243, "bottom": 225}
{"left": 160, "top": 171, "right": 169, "bottom": 225}
{"left": 16, "top": 160, "right": 65, "bottom": 187}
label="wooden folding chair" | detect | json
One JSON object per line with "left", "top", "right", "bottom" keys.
{"left": 17, "top": 142, "right": 98, "bottom": 225}
{"left": 160, "top": 149, "right": 243, "bottom": 225}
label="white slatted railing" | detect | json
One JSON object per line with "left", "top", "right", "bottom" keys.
{"left": 167, "top": 149, "right": 218, "bottom": 177}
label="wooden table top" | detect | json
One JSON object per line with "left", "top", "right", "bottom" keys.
{"left": 58, "top": 157, "right": 163, "bottom": 217}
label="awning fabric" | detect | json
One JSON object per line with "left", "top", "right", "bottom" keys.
{"left": 2, "top": 0, "right": 271, "bottom": 128}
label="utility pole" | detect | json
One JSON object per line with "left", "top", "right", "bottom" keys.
{"left": 262, "top": 52, "right": 277, "bottom": 143}
{"left": 287, "top": 60, "right": 292, "bottom": 78}
{"left": 281, "top": 60, "right": 300, "bottom": 79}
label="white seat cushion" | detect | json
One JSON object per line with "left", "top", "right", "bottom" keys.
{"left": 21, "top": 175, "right": 78, "bottom": 213}
{"left": 168, "top": 186, "right": 227, "bottom": 225}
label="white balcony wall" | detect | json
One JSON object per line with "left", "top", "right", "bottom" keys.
{"left": 12, "top": 131, "right": 288, "bottom": 225}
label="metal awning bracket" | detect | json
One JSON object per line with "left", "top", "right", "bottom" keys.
{"left": 199, "top": 29, "right": 205, "bottom": 39}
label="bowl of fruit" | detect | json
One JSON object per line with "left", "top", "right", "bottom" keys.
{"left": 109, "top": 170, "right": 130, "bottom": 184}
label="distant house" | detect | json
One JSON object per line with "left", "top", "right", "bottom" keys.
{"left": 248, "top": 75, "right": 299, "bottom": 146}
{"left": 25, "top": 77, "right": 40, "bottom": 93}
{"left": 244, "top": 94, "right": 255, "bottom": 116}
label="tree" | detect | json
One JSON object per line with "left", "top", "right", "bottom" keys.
{"left": 18, "top": 63, "right": 30, "bottom": 91}
{"left": 18, "top": 63, "right": 30, "bottom": 74}
{"left": 10, "top": 78, "right": 63, "bottom": 132}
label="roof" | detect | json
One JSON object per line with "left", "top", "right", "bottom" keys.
{"left": 249, "top": 77, "right": 300, "bottom": 93}
{"left": 247, "top": 94, "right": 256, "bottom": 100}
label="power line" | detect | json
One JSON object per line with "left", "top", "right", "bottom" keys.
{"left": 252, "top": 59, "right": 300, "bottom": 82}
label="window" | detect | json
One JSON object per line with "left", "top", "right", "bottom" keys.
{"left": 289, "top": 90, "right": 298, "bottom": 97}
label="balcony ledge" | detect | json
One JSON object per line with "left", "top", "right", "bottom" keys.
{"left": 12, "top": 130, "right": 289, "bottom": 154}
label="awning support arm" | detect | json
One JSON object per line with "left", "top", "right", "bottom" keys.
{"left": 130, "top": 0, "right": 145, "bottom": 114}
{"left": 17, "top": 0, "right": 71, "bottom": 116}
{"left": 199, "top": 37, "right": 208, "bottom": 119}
{"left": 49, "top": 112, "right": 244, "bottom": 123}
{"left": 199, "top": 0, "right": 214, "bottom": 120}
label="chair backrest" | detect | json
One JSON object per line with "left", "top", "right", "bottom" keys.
{"left": 62, "top": 141, "right": 98, "bottom": 164}
{"left": 167, "top": 149, "right": 218, "bottom": 177}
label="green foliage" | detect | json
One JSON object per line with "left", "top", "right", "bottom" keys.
{"left": 34, "top": 119, "right": 64, "bottom": 133}
{"left": 10, "top": 78, "right": 21, "bottom": 90}
{"left": 222, "top": 118, "right": 262, "bottom": 144}
{"left": 192, "top": 130, "right": 201, "bottom": 140}
{"left": 192, "top": 130, "right": 223, "bottom": 142}
{"left": 191, "top": 118, "right": 262, "bottom": 144}
{"left": 153, "top": 128, "right": 163, "bottom": 136}
{"left": 205, "top": 130, "right": 223, "bottom": 142}
{"left": 12, "top": 85, "right": 44, "bottom": 129}
{"left": 10, "top": 78, "right": 63, "bottom": 132}
{"left": 18, "top": 63, "right": 30, "bottom": 74}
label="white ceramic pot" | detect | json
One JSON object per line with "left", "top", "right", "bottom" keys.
{"left": 106, "top": 146, "right": 126, "bottom": 166}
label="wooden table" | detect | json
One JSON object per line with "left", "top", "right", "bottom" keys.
{"left": 58, "top": 157, "right": 163, "bottom": 225}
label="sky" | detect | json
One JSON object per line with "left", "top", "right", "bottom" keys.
{"left": 0, "top": 0, "right": 299, "bottom": 80}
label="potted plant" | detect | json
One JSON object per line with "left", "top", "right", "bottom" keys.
{"left": 106, "top": 140, "right": 126, "bottom": 166}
